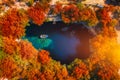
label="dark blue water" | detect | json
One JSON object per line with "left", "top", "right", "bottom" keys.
{"left": 105, "top": 0, "right": 120, "bottom": 6}
{"left": 25, "top": 22, "right": 92, "bottom": 64}
{"left": 49, "top": 33, "right": 80, "bottom": 61}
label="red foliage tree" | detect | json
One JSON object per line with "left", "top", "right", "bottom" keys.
{"left": 61, "top": 4, "right": 80, "bottom": 23}
{"left": 37, "top": 50, "right": 50, "bottom": 64}
{"left": 2, "top": 36, "right": 18, "bottom": 55}
{"left": 0, "top": 8, "right": 29, "bottom": 38}
{"left": 19, "top": 40, "right": 38, "bottom": 60}
{"left": 98, "top": 5, "right": 115, "bottom": 21}
{"left": 97, "top": 5, "right": 117, "bottom": 38}
{"left": 0, "top": 58, "right": 18, "bottom": 79}
{"left": 56, "top": 66, "right": 68, "bottom": 80}
{"left": 53, "top": 2, "right": 63, "bottom": 14}
{"left": 61, "top": 4, "right": 98, "bottom": 26}
{"left": 79, "top": 8, "right": 92, "bottom": 21}
{"left": 28, "top": 2, "right": 48, "bottom": 25}
{"left": 27, "top": 69, "right": 42, "bottom": 80}
{"left": 97, "top": 61, "right": 119, "bottom": 80}
{"left": 72, "top": 62, "right": 89, "bottom": 79}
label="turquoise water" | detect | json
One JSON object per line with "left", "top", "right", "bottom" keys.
{"left": 22, "top": 36, "right": 53, "bottom": 50}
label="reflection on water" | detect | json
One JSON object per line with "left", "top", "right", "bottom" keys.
{"left": 25, "top": 22, "right": 93, "bottom": 64}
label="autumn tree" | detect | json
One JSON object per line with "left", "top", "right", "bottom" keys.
{"left": 61, "top": 4, "right": 80, "bottom": 23}
{"left": 53, "top": 2, "right": 63, "bottom": 15}
{"left": 40, "top": 60, "right": 68, "bottom": 80}
{"left": 27, "top": 69, "right": 41, "bottom": 80}
{"left": 97, "top": 5, "right": 117, "bottom": 38}
{"left": 89, "top": 32, "right": 120, "bottom": 79}
{"left": 89, "top": 60, "right": 120, "bottom": 80}
{"left": 19, "top": 40, "right": 38, "bottom": 60}
{"left": 68, "top": 59, "right": 90, "bottom": 80}
{"left": 37, "top": 50, "right": 50, "bottom": 64}
{"left": 0, "top": 57, "right": 20, "bottom": 79}
{"left": 28, "top": 2, "right": 50, "bottom": 25}
{"left": 0, "top": 8, "right": 29, "bottom": 39}
{"left": 2, "top": 36, "right": 18, "bottom": 55}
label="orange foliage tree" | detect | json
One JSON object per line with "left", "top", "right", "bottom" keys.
{"left": 27, "top": 69, "right": 41, "bottom": 80}
{"left": 0, "top": 57, "right": 20, "bottom": 79}
{"left": 61, "top": 4, "right": 80, "bottom": 23}
{"left": 72, "top": 62, "right": 89, "bottom": 79}
{"left": 28, "top": 2, "right": 49, "bottom": 25}
{"left": 53, "top": 2, "right": 63, "bottom": 15}
{"left": 97, "top": 61, "right": 119, "bottom": 80}
{"left": 37, "top": 50, "right": 50, "bottom": 64}
{"left": 61, "top": 3, "right": 98, "bottom": 26}
{"left": 89, "top": 30, "right": 120, "bottom": 79}
{"left": 2, "top": 36, "right": 18, "bottom": 55}
{"left": 0, "top": 8, "right": 29, "bottom": 39}
{"left": 97, "top": 5, "right": 117, "bottom": 38}
{"left": 68, "top": 59, "right": 90, "bottom": 80}
{"left": 89, "top": 60, "right": 120, "bottom": 80}
{"left": 38, "top": 0, "right": 51, "bottom": 9}
{"left": 40, "top": 59, "right": 68, "bottom": 80}
{"left": 97, "top": 5, "right": 115, "bottom": 21}
{"left": 19, "top": 40, "right": 38, "bottom": 60}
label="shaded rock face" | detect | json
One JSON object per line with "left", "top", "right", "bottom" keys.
{"left": 25, "top": 22, "right": 93, "bottom": 64}
{"left": 105, "top": 0, "right": 120, "bottom": 6}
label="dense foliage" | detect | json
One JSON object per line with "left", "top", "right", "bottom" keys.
{"left": 0, "top": 0, "right": 120, "bottom": 80}
{"left": 0, "top": 8, "right": 29, "bottom": 39}
{"left": 28, "top": 2, "right": 50, "bottom": 25}
{"left": 53, "top": 3, "right": 98, "bottom": 26}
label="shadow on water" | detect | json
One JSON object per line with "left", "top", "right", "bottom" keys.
{"left": 105, "top": 0, "right": 120, "bottom": 6}
{"left": 25, "top": 21, "right": 93, "bottom": 64}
